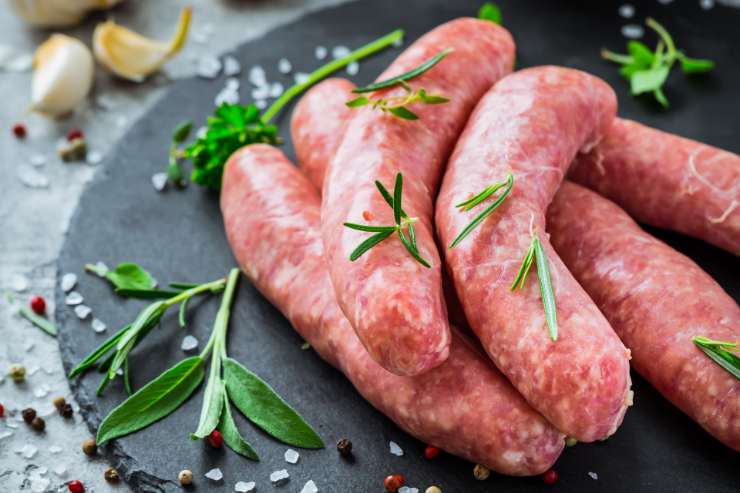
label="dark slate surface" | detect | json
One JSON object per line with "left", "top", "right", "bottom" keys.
{"left": 56, "top": 0, "right": 739, "bottom": 491}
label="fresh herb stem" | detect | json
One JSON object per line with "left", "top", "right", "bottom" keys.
{"left": 261, "top": 29, "right": 404, "bottom": 123}
{"left": 200, "top": 269, "right": 239, "bottom": 360}
{"left": 351, "top": 48, "right": 452, "bottom": 93}
{"left": 692, "top": 336, "right": 740, "bottom": 380}
{"left": 18, "top": 305, "right": 57, "bottom": 337}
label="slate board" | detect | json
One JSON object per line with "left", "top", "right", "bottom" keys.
{"left": 56, "top": 0, "right": 740, "bottom": 491}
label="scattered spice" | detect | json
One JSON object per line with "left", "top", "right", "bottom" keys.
{"left": 68, "top": 480, "right": 85, "bottom": 493}
{"left": 384, "top": 474, "right": 405, "bottom": 492}
{"left": 52, "top": 396, "right": 67, "bottom": 411}
{"left": 565, "top": 437, "right": 578, "bottom": 447}
{"left": 104, "top": 467, "right": 120, "bottom": 483}
{"left": 12, "top": 122, "right": 27, "bottom": 138}
{"left": 424, "top": 445, "right": 440, "bottom": 459}
{"left": 542, "top": 469, "right": 559, "bottom": 485}
{"left": 9, "top": 364, "right": 26, "bottom": 383}
{"left": 82, "top": 438, "right": 97, "bottom": 456}
{"left": 0, "top": 403, "right": 4, "bottom": 418}
{"left": 22, "top": 407, "right": 37, "bottom": 424}
{"left": 60, "top": 403, "right": 74, "bottom": 418}
{"left": 67, "top": 128, "right": 84, "bottom": 141}
{"left": 30, "top": 295, "right": 46, "bottom": 315}
{"left": 473, "top": 464, "right": 490, "bottom": 481}
{"left": 178, "top": 469, "right": 193, "bottom": 486}
{"left": 425, "top": 487, "right": 442, "bottom": 493}
{"left": 31, "top": 416, "right": 46, "bottom": 432}
{"left": 58, "top": 137, "right": 87, "bottom": 161}
{"left": 336, "top": 438, "right": 353, "bottom": 457}
{"left": 206, "top": 429, "right": 223, "bottom": 448}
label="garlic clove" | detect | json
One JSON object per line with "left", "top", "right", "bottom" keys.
{"left": 31, "top": 34, "right": 94, "bottom": 118}
{"left": 10, "top": 0, "right": 124, "bottom": 28}
{"left": 93, "top": 7, "right": 191, "bottom": 83}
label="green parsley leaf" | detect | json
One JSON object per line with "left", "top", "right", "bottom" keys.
{"left": 631, "top": 66, "right": 670, "bottom": 95}
{"left": 678, "top": 53, "right": 715, "bottom": 74}
{"left": 478, "top": 2, "right": 502, "bottom": 25}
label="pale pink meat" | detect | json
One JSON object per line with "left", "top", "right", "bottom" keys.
{"left": 221, "top": 144, "right": 565, "bottom": 475}
{"left": 321, "top": 19, "right": 515, "bottom": 376}
{"left": 435, "top": 66, "right": 632, "bottom": 442}
{"left": 547, "top": 182, "right": 740, "bottom": 450}
{"left": 569, "top": 118, "right": 740, "bottom": 255}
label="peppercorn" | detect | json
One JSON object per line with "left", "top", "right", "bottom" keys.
{"left": 58, "top": 137, "right": 87, "bottom": 162}
{"left": 425, "top": 487, "right": 442, "bottom": 493}
{"left": 424, "top": 444, "right": 440, "bottom": 459}
{"left": 565, "top": 437, "right": 578, "bottom": 447}
{"left": 52, "top": 396, "right": 66, "bottom": 411}
{"left": 66, "top": 128, "right": 84, "bottom": 142}
{"left": 0, "top": 403, "right": 4, "bottom": 418}
{"left": 383, "top": 474, "right": 405, "bottom": 492}
{"left": 12, "top": 123, "right": 27, "bottom": 139}
{"left": 178, "top": 469, "right": 193, "bottom": 486}
{"left": 8, "top": 364, "right": 26, "bottom": 383}
{"left": 68, "top": 480, "right": 85, "bottom": 493}
{"left": 542, "top": 469, "right": 559, "bottom": 485}
{"left": 473, "top": 464, "right": 490, "bottom": 481}
{"left": 206, "top": 430, "right": 223, "bottom": 448}
{"left": 22, "top": 407, "right": 37, "bottom": 424}
{"left": 31, "top": 416, "right": 45, "bottom": 432}
{"left": 60, "top": 403, "right": 74, "bottom": 418}
{"left": 336, "top": 438, "right": 353, "bottom": 457}
{"left": 104, "top": 467, "right": 120, "bottom": 483}
{"left": 30, "top": 295, "right": 46, "bottom": 315}
{"left": 82, "top": 438, "right": 97, "bottom": 456}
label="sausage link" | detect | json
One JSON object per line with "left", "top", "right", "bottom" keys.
{"left": 221, "top": 144, "right": 565, "bottom": 475}
{"left": 321, "top": 19, "right": 515, "bottom": 376}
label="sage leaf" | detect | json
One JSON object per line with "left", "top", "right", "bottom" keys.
{"left": 223, "top": 357, "right": 324, "bottom": 449}
{"left": 97, "top": 356, "right": 205, "bottom": 444}
{"left": 191, "top": 371, "right": 225, "bottom": 439}
{"left": 105, "top": 263, "right": 156, "bottom": 290}
{"left": 218, "top": 398, "right": 259, "bottom": 461}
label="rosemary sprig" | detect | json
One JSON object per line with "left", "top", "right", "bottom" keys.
{"left": 344, "top": 173, "right": 431, "bottom": 267}
{"left": 448, "top": 173, "right": 514, "bottom": 248}
{"left": 692, "top": 336, "right": 740, "bottom": 380}
{"left": 511, "top": 233, "right": 558, "bottom": 341}
{"left": 346, "top": 84, "right": 449, "bottom": 120}
{"left": 351, "top": 48, "right": 453, "bottom": 93}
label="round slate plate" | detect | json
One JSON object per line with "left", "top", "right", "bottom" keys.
{"left": 57, "top": 0, "right": 739, "bottom": 491}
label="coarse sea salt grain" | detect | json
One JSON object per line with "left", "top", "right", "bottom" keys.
{"left": 252, "top": 85, "right": 270, "bottom": 100}
{"left": 30, "top": 154, "right": 47, "bottom": 167}
{"left": 181, "top": 335, "right": 199, "bottom": 352}
{"left": 346, "top": 61, "right": 359, "bottom": 76}
{"left": 332, "top": 46, "right": 350, "bottom": 59}
{"left": 249, "top": 65, "right": 267, "bottom": 86}
{"left": 315, "top": 46, "right": 328, "bottom": 60}
{"left": 255, "top": 100, "right": 268, "bottom": 110}
{"left": 65, "top": 291, "right": 84, "bottom": 306}
{"left": 6, "top": 53, "right": 33, "bottom": 72}
{"left": 22, "top": 444, "right": 39, "bottom": 459}
{"left": 700, "top": 0, "right": 714, "bottom": 9}
{"left": 197, "top": 55, "right": 222, "bottom": 79}
{"left": 75, "top": 304, "right": 92, "bottom": 319}
{"left": 215, "top": 85, "right": 240, "bottom": 106}
{"left": 0, "top": 430, "right": 13, "bottom": 440}
{"left": 224, "top": 55, "right": 242, "bottom": 76}
{"left": 270, "top": 82, "right": 284, "bottom": 98}
{"left": 235, "top": 481, "right": 256, "bottom": 493}
{"left": 389, "top": 441, "right": 404, "bottom": 456}
{"left": 10, "top": 274, "right": 29, "bottom": 292}
{"left": 18, "top": 166, "right": 49, "bottom": 189}
{"left": 86, "top": 151, "right": 103, "bottom": 165}
{"left": 284, "top": 448, "right": 300, "bottom": 464}
{"left": 300, "top": 480, "right": 319, "bottom": 493}
{"left": 270, "top": 469, "right": 290, "bottom": 486}
{"left": 152, "top": 172, "right": 168, "bottom": 192}
{"left": 621, "top": 24, "right": 644, "bottom": 39}
{"left": 278, "top": 58, "right": 292, "bottom": 74}
{"left": 294, "top": 72, "right": 310, "bottom": 85}
{"left": 31, "top": 477, "right": 50, "bottom": 492}
{"left": 588, "top": 471, "right": 599, "bottom": 480}
{"left": 92, "top": 318, "right": 107, "bottom": 333}
{"left": 618, "top": 4, "right": 635, "bottom": 18}
{"left": 61, "top": 273, "right": 77, "bottom": 292}
{"left": 398, "top": 487, "right": 418, "bottom": 493}
{"left": 205, "top": 468, "right": 223, "bottom": 482}
{"left": 53, "top": 464, "right": 67, "bottom": 478}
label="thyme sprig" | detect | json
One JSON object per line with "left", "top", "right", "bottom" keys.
{"left": 346, "top": 83, "right": 449, "bottom": 120}
{"left": 511, "top": 233, "right": 558, "bottom": 341}
{"left": 351, "top": 48, "right": 453, "bottom": 93}
{"left": 449, "top": 173, "right": 514, "bottom": 248}
{"left": 692, "top": 336, "right": 740, "bottom": 380}
{"left": 344, "top": 173, "right": 431, "bottom": 267}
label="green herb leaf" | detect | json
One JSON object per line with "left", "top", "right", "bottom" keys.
{"left": 449, "top": 173, "right": 514, "bottom": 248}
{"left": 178, "top": 298, "right": 189, "bottom": 328}
{"left": 114, "top": 288, "right": 183, "bottom": 300}
{"left": 692, "top": 336, "right": 739, "bottom": 380}
{"left": 352, "top": 48, "right": 452, "bottom": 93}
{"left": 478, "top": 2, "right": 502, "bottom": 25}
{"left": 630, "top": 66, "right": 670, "bottom": 95}
{"left": 96, "top": 356, "right": 205, "bottom": 444}
{"left": 388, "top": 106, "right": 419, "bottom": 120}
{"left": 169, "top": 282, "right": 199, "bottom": 290}
{"left": 223, "top": 357, "right": 324, "bottom": 449}
{"left": 677, "top": 53, "right": 715, "bottom": 74}
{"left": 417, "top": 89, "right": 450, "bottom": 104}
{"left": 18, "top": 306, "right": 57, "bottom": 337}
{"left": 533, "top": 237, "right": 558, "bottom": 341}
{"left": 345, "top": 96, "right": 370, "bottom": 108}
{"left": 343, "top": 223, "right": 397, "bottom": 233}
{"left": 85, "top": 262, "right": 156, "bottom": 291}
{"left": 398, "top": 229, "right": 431, "bottom": 268}
{"left": 69, "top": 325, "right": 130, "bottom": 378}
{"left": 348, "top": 230, "right": 393, "bottom": 261}
{"left": 172, "top": 121, "right": 193, "bottom": 144}
{"left": 218, "top": 398, "right": 259, "bottom": 460}
{"left": 123, "top": 357, "right": 133, "bottom": 396}
{"left": 109, "top": 301, "right": 166, "bottom": 380}
{"left": 627, "top": 40, "right": 655, "bottom": 67}
{"left": 191, "top": 376, "right": 226, "bottom": 439}
{"left": 392, "top": 173, "right": 403, "bottom": 226}
{"left": 510, "top": 242, "right": 535, "bottom": 291}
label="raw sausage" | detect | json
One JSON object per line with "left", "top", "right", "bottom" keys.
{"left": 221, "top": 144, "right": 565, "bottom": 475}
{"left": 435, "top": 66, "right": 632, "bottom": 442}
{"left": 569, "top": 118, "right": 740, "bottom": 255}
{"left": 547, "top": 182, "right": 740, "bottom": 450}
{"left": 322, "top": 19, "right": 515, "bottom": 376}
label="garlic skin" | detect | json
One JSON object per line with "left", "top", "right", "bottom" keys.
{"left": 93, "top": 7, "right": 191, "bottom": 83}
{"left": 10, "top": 0, "right": 124, "bottom": 28}
{"left": 31, "top": 34, "right": 94, "bottom": 117}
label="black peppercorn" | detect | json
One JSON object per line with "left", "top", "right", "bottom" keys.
{"left": 22, "top": 408, "right": 37, "bottom": 424}
{"left": 104, "top": 467, "right": 120, "bottom": 483}
{"left": 31, "top": 416, "right": 45, "bottom": 432}
{"left": 336, "top": 438, "right": 353, "bottom": 457}
{"left": 60, "top": 403, "right": 74, "bottom": 418}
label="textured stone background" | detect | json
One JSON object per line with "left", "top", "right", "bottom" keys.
{"left": 0, "top": 1, "right": 347, "bottom": 491}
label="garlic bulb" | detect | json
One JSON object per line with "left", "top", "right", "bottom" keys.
{"left": 10, "top": 0, "right": 124, "bottom": 28}
{"left": 93, "top": 7, "right": 191, "bottom": 82}
{"left": 31, "top": 34, "right": 94, "bottom": 117}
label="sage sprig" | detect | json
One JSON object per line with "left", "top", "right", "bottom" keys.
{"left": 346, "top": 84, "right": 450, "bottom": 120}
{"left": 344, "top": 173, "right": 431, "bottom": 267}
{"left": 351, "top": 48, "right": 452, "bottom": 93}
{"left": 449, "top": 173, "right": 514, "bottom": 248}
{"left": 85, "top": 262, "right": 156, "bottom": 292}
{"left": 511, "top": 233, "right": 558, "bottom": 341}
{"left": 692, "top": 336, "right": 740, "bottom": 380}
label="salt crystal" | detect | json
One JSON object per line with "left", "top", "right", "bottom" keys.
{"left": 196, "top": 126, "right": 207, "bottom": 139}
{"left": 30, "top": 154, "right": 47, "bottom": 167}
{"left": 31, "top": 477, "right": 50, "bottom": 492}
{"left": 37, "top": 467, "right": 48, "bottom": 475}
{"left": 0, "top": 430, "right": 13, "bottom": 440}
{"left": 53, "top": 464, "right": 67, "bottom": 477}
{"left": 65, "top": 291, "right": 84, "bottom": 306}
{"left": 23, "top": 444, "right": 39, "bottom": 459}
{"left": 300, "top": 480, "right": 318, "bottom": 493}
{"left": 10, "top": 273, "right": 29, "bottom": 292}
{"left": 255, "top": 100, "right": 267, "bottom": 110}
{"left": 6, "top": 421, "right": 19, "bottom": 429}
{"left": 294, "top": 72, "right": 310, "bottom": 85}
{"left": 618, "top": 4, "right": 635, "bottom": 18}
{"left": 197, "top": 55, "right": 222, "bottom": 79}
{"left": 24, "top": 342, "right": 35, "bottom": 352}
{"left": 588, "top": 471, "right": 599, "bottom": 480}
{"left": 6, "top": 53, "right": 33, "bottom": 72}
{"left": 398, "top": 488, "right": 418, "bottom": 493}
{"left": 332, "top": 46, "right": 350, "bottom": 59}
{"left": 346, "top": 61, "right": 359, "bottom": 76}
{"left": 181, "top": 335, "right": 199, "bottom": 352}
{"left": 96, "top": 94, "right": 117, "bottom": 110}
{"left": 284, "top": 448, "right": 300, "bottom": 464}
{"left": 152, "top": 172, "right": 168, "bottom": 191}
{"left": 226, "top": 77, "right": 240, "bottom": 89}
{"left": 270, "top": 469, "right": 290, "bottom": 486}
{"left": 249, "top": 65, "right": 267, "bottom": 86}
{"left": 393, "top": 37, "right": 403, "bottom": 47}
{"left": 205, "top": 468, "right": 224, "bottom": 482}
{"left": 252, "top": 85, "right": 270, "bottom": 100}
{"left": 270, "top": 82, "right": 284, "bottom": 98}
{"left": 621, "top": 24, "right": 644, "bottom": 39}
{"left": 75, "top": 304, "right": 92, "bottom": 319}
{"left": 18, "top": 165, "right": 50, "bottom": 188}
{"left": 315, "top": 46, "right": 328, "bottom": 60}
{"left": 235, "top": 481, "right": 256, "bottom": 492}
{"left": 278, "top": 58, "right": 292, "bottom": 74}
{"left": 700, "top": 0, "right": 714, "bottom": 9}
{"left": 34, "top": 385, "right": 50, "bottom": 398}
{"left": 92, "top": 318, "right": 107, "bottom": 333}
{"left": 224, "top": 55, "right": 242, "bottom": 76}
{"left": 49, "top": 445, "right": 63, "bottom": 454}
{"left": 389, "top": 441, "right": 404, "bottom": 456}
{"left": 91, "top": 261, "right": 109, "bottom": 276}
{"left": 192, "top": 23, "right": 214, "bottom": 44}
{"left": 61, "top": 273, "right": 77, "bottom": 292}
{"left": 87, "top": 151, "right": 103, "bottom": 165}
{"left": 116, "top": 115, "right": 128, "bottom": 128}
{"left": 215, "top": 85, "right": 240, "bottom": 106}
